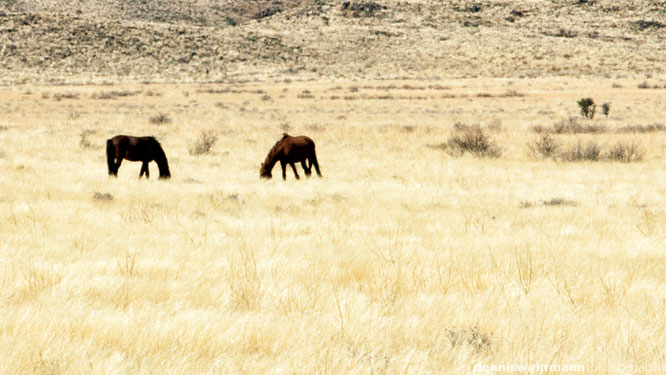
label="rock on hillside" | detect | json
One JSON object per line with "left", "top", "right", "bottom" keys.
{"left": 0, "top": 0, "right": 664, "bottom": 84}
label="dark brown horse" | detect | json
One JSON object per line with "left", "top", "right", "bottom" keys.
{"left": 107, "top": 135, "right": 171, "bottom": 179}
{"left": 260, "top": 133, "right": 321, "bottom": 180}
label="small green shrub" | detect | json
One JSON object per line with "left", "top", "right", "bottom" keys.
{"left": 225, "top": 16, "right": 237, "bottom": 26}
{"left": 577, "top": 98, "right": 596, "bottom": 119}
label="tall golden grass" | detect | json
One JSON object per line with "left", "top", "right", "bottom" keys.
{"left": 0, "top": 79, "right": 664, "bottom": 373}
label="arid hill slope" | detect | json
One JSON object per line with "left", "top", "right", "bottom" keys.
{"left": 0, "top": 0, "right": 664, "bottom": 84}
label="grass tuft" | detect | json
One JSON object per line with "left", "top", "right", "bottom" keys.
{"left": 189, "top": 130, "right": 218, "bottom": 155}
{"left": 444, "top": 122, "right": 501, "bottom": 158}
{"left": 149, "top": 113, "right": 172, "bottom": 125}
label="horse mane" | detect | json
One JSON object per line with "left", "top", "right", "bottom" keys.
{"left": 262, "top": 134, "right": 289, "bottom": 168}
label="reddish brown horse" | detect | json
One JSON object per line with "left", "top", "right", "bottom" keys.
{"left": 107, "top": 135, "right": 171, "bottom": 179}
{"left": 260, "top": 133, "right": 321, "bottom": 180}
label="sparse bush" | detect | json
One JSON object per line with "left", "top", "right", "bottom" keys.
{"left": 467, "top": 4, "right": 482, "bottom": 13}
{"left": 637, "top": 81, "right": 650, "bottom": 89}
{"left": 616, "top": 123, "right": 665, "bottom": 133}
{"left": 189, "top": 130, "right": 218, "bottom": 155}
{"left": 261, "top": 94, "right": 271, "bottom": 101}
{"left": 601, "top": 102, "right": 611, "bottom": 118}
{"left": 605, "top": 142, "right": 644, "bottom": 163}
{"left": 79, "top": 129, "right": 95, "bottom": 148}
{"left": 560, "top": 141, "right": 602, "bottom": 161}
{"left": 340, "top": 1, "right": 387, "bottom": 18}
{"left": 577, "top": 98, "right": 596, "bottom": 119}
{"left": 92, "top": 90, "right": 140, "bottom": 100}
{"left": 297, "top": 90, "right": 314, "bottom": 99}
{"left": 555, "top": 118, "right": 605, "bottom": 133}
{"left": 634, "top": 20, "right": 665, "bottom": 31}
{"left": 532, "top": 136, "right": 645, "bottom": 163}
{"left": 521, "top": 198, "right": 577, "bottom": 207}
{"left": 529, "top": 134, "right": 560, "bottom": 159}
{"left": 519, "top": 201, "right": 535, "bottom": 209}
{"left": 555, "top": 28, "right": 577, "bottom": 38}
{"left": 445, "top": 123, "right": 501, "bottom": 158}
{"left": 53, "top": 92, "right": 79, "bottom": 101}
{"left": 533, "top": 118, "right": 606, "bottom": 134}
{"left": 500, "top": 90, "right": 525, "bottom": 98}
{"left": 93, "top": 192, "right": 114, "bottom": 202}
{"left": 254, "top": 7, "right": 282, "bottom": 19}
{"left": 543, "top": 197, "right": 577, "bottom": 207}
{"left": 149, "top": 113, "right": 171, "bottom": 125}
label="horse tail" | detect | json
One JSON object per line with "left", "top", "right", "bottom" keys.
{"left": 310, "top": 142, "right": 322, "bottom": 177}
{"left": 106, "top": 139, "right": 116, "bottom": 176}
{"left": 152, "top": 139, "right": 171, "bottom": 179}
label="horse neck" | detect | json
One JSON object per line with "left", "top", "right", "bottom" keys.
{"left": 263, "top": 143, "right": 283, "bottom": 171}
{"left": 152, "top": 142, "right": 170, "bottom": 177}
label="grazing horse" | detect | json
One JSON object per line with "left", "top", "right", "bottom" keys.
{"left": 107, "top": 135, "right": 171, "bottom": 179}
{"left": 260, "top": 133, "right": 321, "bottom": 180}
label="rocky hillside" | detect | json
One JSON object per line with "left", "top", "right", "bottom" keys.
{"left": 0, "top": 0, "right": 664, "bottom": 84}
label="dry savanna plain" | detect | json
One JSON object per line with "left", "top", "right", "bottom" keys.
{"left": 0, "top": 78, "right": 665, "bottom": 373}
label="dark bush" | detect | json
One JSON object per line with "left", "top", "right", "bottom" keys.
{"left": 577, "top": 98, "right": 596, "bottom": 119}
{"left": 634, "top": 20, "right": 665, "bottom": 31}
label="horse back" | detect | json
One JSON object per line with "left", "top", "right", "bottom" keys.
{"left": 284, "top": 136, "right": 315, "bottom": 151}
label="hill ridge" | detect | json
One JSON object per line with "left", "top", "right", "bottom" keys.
{"left": 0, "top": 0, "right": 664, "bottom": 84}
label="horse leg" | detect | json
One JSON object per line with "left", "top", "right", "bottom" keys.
{"left": 290, "top": 162, "right": 300, "bottom": 180}
{"left": 139, "top": 162, "right": 149, "bottom": 179}
{"left": 114, "top": 157, "right": 123, "bottom": 176}
{"left": 301, "top": 161, "right": 311, "bottom": 177}
{"left": 280, "top": 160, "right": 287, "bottom": 180}
{"left": 144, "top": 162, "right": 150, "bottom": 179}
{"left": 311, "top": 153, "right": 322, "bottom": 177}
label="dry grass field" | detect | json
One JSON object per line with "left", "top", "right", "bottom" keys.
{"left": 0, "top": 78, "right": 665, "bottom": 373}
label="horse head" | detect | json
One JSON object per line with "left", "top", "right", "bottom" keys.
{"left": 260, "top": 162, "right": 272, "bottom": 179}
